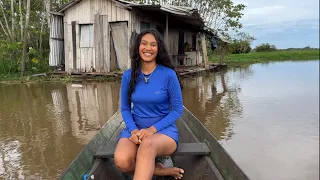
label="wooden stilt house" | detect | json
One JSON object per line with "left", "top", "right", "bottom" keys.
{"left": 49, "top": 0, "right": 211, "bottom": 73}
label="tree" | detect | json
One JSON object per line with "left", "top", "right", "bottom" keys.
{"left": 21, "top": 0, "right": 31, "bottom": 75}
{"left": 255, "top": 43, "right": 277, "bottom": 52}
{"left": 228, "top": 32, "right": 256, "bottom": 54}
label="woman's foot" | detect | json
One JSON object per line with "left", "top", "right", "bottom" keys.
{"left": 155, "top": 162, "right": 184, "bottom": 179}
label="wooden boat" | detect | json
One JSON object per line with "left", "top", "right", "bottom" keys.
{"left": 60, "top": 107, "right": 250, "bottom": 180}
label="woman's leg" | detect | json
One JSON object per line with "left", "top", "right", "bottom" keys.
{"left": 114, "top": 138, "right": 138, "bottom": 173}
{"left": 133, "top": 134, "right": 184, "bottom": 180}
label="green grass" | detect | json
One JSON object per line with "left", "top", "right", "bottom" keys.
{"left": 0, "top": 60, "right": 19, "bottom": 75}
{"left": 209, "top": 49, "right": 320, "bottom": 66}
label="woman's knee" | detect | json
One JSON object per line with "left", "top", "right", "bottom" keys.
{"left": 114, "top": 139, "right": 137, "bottom": 172}
{"left": 114, "top": 152, "right": 135, "bottom": 172}
{"left": 138, "top": 137, "right": 156, "bottom": 154}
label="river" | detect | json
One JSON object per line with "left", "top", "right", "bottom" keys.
{"left": 0, "top": 60, "right": 319, "bottom": 180}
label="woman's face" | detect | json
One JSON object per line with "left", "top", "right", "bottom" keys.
{"left": 139, "top": 33, "right": 158, "bottom": 62}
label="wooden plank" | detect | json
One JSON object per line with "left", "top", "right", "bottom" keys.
{"left": 102, "top": 15, "right": 110, "bottom": 72}
{"left": 68, "top": 24, "right": 73, "bottom": 72}
{"left": 88, "top": 48, "right": 94, "bottom": 72}
{"left": 110, "top": 31, "right": 117, "bottom": 71}
{"left": 78, "top": 0, "right": 91, "bottom": 24}
{"left": 80, "top": 48, "right": 86, "bottom": 72}
{"left": 127, "top": 11, "right": 131, "bottom": 68}
{"left": 64, "top": 22, "right": 69, "bottom": 71}
{"left": 94, "top": 14, "right": 104, "bottom": 72}
{"left": 201, "top": 33, "right": 209, "bottom": 69}
{"left": 182, "top": 108, "right": 250, "bottom": 180}
{"left": 175, "top": 119, "right": 224, "bottom": 180}
{"left": 111, "top": 1, "right": 117, "bottom": 21}
{"left": 76, "top": 22, "right": 81, "bottom": 71}
{"left": 95, "top": 143, "right": 211, "bottom": 158}
{"left": 71, "top": 21, "right": 77, "bottom": 70}
{"left": 110, "top": 22, "right": 128, "bottom": 70}
{"left": 107, "top": 0, "right": 112, "bottom": 22}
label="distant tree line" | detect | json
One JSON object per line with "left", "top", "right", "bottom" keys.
{"left": 217, "top": 37, "right": 319, "bottom": 55}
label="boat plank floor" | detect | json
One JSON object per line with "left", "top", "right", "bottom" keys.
{"left": 94, "top": 142, "right": 211, "bottom": 158}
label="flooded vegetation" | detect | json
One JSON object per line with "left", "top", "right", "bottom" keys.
{"left": 0, "top": 60, "right": 319, "bottom": 180}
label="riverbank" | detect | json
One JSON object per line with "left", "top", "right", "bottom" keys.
{"left": 209, "top": 49, "right": 320, "bottom": 66}
{"left": 1, "top": 49, "right": 318, "bottom": 84}
{"left": 0, "top": 64, "right": 226, "bottom": 84}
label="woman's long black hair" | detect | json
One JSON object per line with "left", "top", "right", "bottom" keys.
{"left": 128, "top": 29, "right": 182, "bottom": 101}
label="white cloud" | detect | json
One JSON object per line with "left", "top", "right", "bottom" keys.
{"left": 232, "top": 0, "right": 319, "bottom": 48}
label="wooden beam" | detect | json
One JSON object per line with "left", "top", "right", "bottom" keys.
{"left": 165, "top": 13, "right": 169, "bottom": 46}
{"left": 95, "top": 143, "right": 211, "bottom": 159}
{"left": 94, "top": 14, "right": 104, "bottom": 72}
{"left": 110, "top": 0, "right": 132, "bottom": 10}
{"left": 71, "top": 21, "right": 77, "bottom": 70}
{"left": 49, "top": 11, "right": 64, "bottom": 16}
{"left": 201, "top": 33, "right": 209, "bottom": 69}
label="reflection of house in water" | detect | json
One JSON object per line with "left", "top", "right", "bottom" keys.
{"left": 51, "top": 89, "right": 70, "bottom": 138}
{"left": 66, "top": 83, "right": 120, "bottom": 144}
{"left": 182, "top": 72, "right": 243, "bottom": 141}
{"left": 0, "top": 141, "right": 24, "bottom": 179}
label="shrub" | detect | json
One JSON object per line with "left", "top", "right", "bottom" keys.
{"left": 255, "top": 43, "right": 277, "bottom": 52}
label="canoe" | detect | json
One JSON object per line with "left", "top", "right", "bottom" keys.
{"left": 60, "top": 107, "right": 250, "bottom": 180}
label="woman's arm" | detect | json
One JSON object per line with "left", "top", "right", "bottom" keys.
{"left": 120, "top": 71, "right": 138, "bottom": 133}
{"left": 152, "top": 70, "right": 183, "bottom": 132}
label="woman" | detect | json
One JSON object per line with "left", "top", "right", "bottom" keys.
{"left": 114, "top": 29, "right": 185, "bottom": 180}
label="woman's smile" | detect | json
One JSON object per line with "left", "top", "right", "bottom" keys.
{"left": 139, "top": 33, "right": 158, "bottom": 62}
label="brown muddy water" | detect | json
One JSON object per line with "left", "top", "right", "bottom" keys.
{"left": 0, "top": 60, "right": 319, "bottom": 180}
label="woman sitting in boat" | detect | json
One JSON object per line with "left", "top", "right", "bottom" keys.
{"left": 114, "top": 29, "right": 185, "bottom": 180}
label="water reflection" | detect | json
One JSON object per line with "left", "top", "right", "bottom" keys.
{"left": 181, "top": 67, "right": 253, "bottom": 141}
{"left": 0, "top": 141, "right": 24, "bottom": 179}
{"left": 0, "top": 82, "right": 120, "bottom": 179}
{"left": 0, "top": 60, "right": 318, "bottom": 180}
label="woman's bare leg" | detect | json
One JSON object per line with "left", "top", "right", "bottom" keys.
{"left": 133, "top": 134, "right": 184, "bottom": 180}
{"left": 114, "top": 138, "right": 138, "bottom": 172}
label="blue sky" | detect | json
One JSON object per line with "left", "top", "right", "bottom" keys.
{"left": 233, "top": 0, "right": 320, "bottom": 49}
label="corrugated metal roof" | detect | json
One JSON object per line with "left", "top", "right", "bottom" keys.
{"left": 58, "top": 0, "right": 204, "bottom": 27}
{"left": 161, "top": 5, "right": 196, "bottom": 16}
{"left": 125, "top": 3, "right": 204, "bottom": 27}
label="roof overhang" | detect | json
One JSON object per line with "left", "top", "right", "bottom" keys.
{"left": 58, "top": 0, "right": 132, "bottom": 13}
{"left": 127, "top": 4, "right": 205, "bottom": 28}
{"left": 57, "top": 0, "right": 205, "bottom": 28}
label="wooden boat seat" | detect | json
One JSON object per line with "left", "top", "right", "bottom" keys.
{"left": 94, "top": 142, "right": 210, "bottom": 159}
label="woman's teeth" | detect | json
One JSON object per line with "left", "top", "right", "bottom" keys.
{"left": 143, "top": 52, "right": 152, "bottom": 56}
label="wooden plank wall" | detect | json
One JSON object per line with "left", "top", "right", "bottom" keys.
{"left": 61, "top": 0, "right": 201, "bottom": 72}
{"left": 110, "top": 22, "right": 129, "bottom": 70}
{"left": 130, "top": 9, "right": 198, "bottom": 58}
{"left": 63, "top": 0, "right": 130, "bottom": 73}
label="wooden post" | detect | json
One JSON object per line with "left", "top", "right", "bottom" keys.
{"left": 165, "top": 13, "right": 168, "bottom": 46}
{"left": 219, "top": 42, "right": 226, "bottom": 65}
{"left": 201, "top": 33, "right": 209, "bottom": 69}
{"left": 71, "top": 21, "right": 77, "bottom": 70}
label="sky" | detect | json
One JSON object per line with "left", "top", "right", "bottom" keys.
{"left": 233, "top": 0, "right": 320, "bottom": 49}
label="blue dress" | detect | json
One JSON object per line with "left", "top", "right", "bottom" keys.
{"left": 118, "top": 65, "right": 183, "bottom": 145}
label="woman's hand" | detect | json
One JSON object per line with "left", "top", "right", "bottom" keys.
{"left": 136, "top": 126, "right": 157, "bottom": 142}
{"left": 129, "top": 129, "right": 140, "bottom": 144}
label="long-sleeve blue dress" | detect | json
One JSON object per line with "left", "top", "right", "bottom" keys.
{"left": 118, "top": 64, "right": 183, "bottom": 145}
